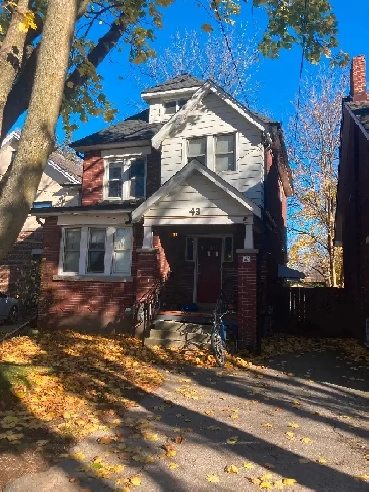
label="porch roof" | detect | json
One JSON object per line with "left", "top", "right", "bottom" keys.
{"left": 132, "top": 159, "right": 262, "bottom": 223}
{"left": 278, "top": 264, "right": 305, "bottom": 280}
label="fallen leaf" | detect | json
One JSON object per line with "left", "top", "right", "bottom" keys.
{"left": 98, "top": 436, "right": 114, "bottom": 445}
{"left": 168, "top": 462, "right": 179, "bottom": 469}
{"left": 166, "top": 449, "right": 177, "bottom": 458}
{"left": 283, "top": 478, "right": 297, "bottom": 485}
{"left": 288, "top": 422, "right": 299, "bottom": 428}
{"left": 260, "top": 473, "right": 273, "bottom": 480}
{"left": 355, "top": 475, "right": 369, "bottom": 481}
{"left": 225, "top": 464, "right": 239, "bottom": 474}
{"left": 285, "top": 431, "right": 295, "bottom": 440}
{"left": 243, "top": 462, "right": 255, "bottom": 469}
{"left": 316, "top": 458, "right": 327, "bottom": 464}
{"left": 130, "top": 476, "right": 142, "bottom": 486}
{"left": 301, "top": 437, "right": 312, "bottom": 444}
{"left": 262, "top": 423, "right": 273, "bottom": 428}
{"left": 226, "top": 436, "right": 238, "bottom": 445}
{"left": 206, "top": 474, "right": 220, "bottom": 483}
{"left": 174, "top": 436, "right": 184, "bottom": 444}
{"left": 292, "top": 400, "right": 300, "bottom": 406}
{"left": 259, "top": 482, "right": 273, "bottom": 489}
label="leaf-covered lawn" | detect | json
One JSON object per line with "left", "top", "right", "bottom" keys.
{"left": 0, "top": 331, "right": 368, "bottom": 489}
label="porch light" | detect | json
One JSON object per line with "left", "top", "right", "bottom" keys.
{"left": 172, "top": 232, "right": 178, "bottom": 237}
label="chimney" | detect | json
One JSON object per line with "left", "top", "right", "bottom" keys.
{"left": 350, "top": 55, "right": 368, "bottom": 102}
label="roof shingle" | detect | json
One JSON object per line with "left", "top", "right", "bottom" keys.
{"left": 71, "top": 110, "right": 162, "bottom": 149}
{"left": 347, "top": 100, "right": 369, "bottom": 134}
{"left": 143, "top": 74, "right": 204, "bottom": 94}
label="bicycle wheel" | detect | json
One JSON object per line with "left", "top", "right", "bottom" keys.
{"left": 211, "top": 331, "right": 226, "bottom": 367}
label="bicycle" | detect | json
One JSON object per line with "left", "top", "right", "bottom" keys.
{"left": 210, "top": 300, "right": 237, "bottom": 367}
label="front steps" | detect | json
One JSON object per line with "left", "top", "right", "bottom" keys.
{"left": 145, "top": 312, "right": 213, "bottom": 348}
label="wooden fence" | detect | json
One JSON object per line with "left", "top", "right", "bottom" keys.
{"left": 273, "top": 287, "right": 353, "bottom": 337}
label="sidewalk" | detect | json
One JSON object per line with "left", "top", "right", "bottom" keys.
{"left": 4, "top": 347, "right": 368, "bottom": 491}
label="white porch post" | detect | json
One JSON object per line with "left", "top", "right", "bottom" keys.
{"left": 142, "top": 219, "right": 153, "bottom": 249}
{"left": 243, "top": 216, "right": 254, "bottom": 249}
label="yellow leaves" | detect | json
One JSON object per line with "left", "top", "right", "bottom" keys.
{"left": 243, "top": 462, "right": 255, "bottom": 469}
{"left": 206, "top": 474, "right": 220, "bottom": 483}
{"left": 259, "top": 482, "right": 273, "bottom": 489}
{"left": 364, "top": 454, "right": 369, "bottom": 460}
{"left": 166, "top": 449, "right": 177, "bottom": 458}
{"left": 283, "top": 478, "right": 297, "bottom": 485}
{"left": 19, "top": 11, "right": 37, "bottom": 32}
{"left": 355, "top": 475, "right": 369, "bottom": 482}
{"left": 288, "top": 422, "right": 299, "bottom": 428}
{"left": 226, "top": 436, "right": 238, "bottom": 445}
{"left": 262, "top": 423, "right": 273, "bottom": 428}
{"left": 129, "top": 476, "right": 142, "bottom": 486}
{"left": 301, "top": 437, "right": 312, "bottom": 444}
{"left": 168, "top": 462, "right": 179, "bottom": 469}
{"left": 143, "top": 433, "right": 159, "bottom": 442}
{"left": 285, "top": 431, "right": 295, "bottom": 440}
{"left": 316, "top": 457, "right": 327, "bottom": 464}
{"left": 225, "top": 464, "right": 239, "bottom": 474}
{"left": 260, "top": 473, "right": 273, "bottom": 481}
{"left": 292, "top": 400, "right": 300, "bottom": 406}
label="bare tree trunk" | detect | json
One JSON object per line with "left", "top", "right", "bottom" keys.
{"left": 0, "top": 0, "right": 30, "bottom": 134}
{"left": 0, "top": 0, "right": 77, "bottom": 261}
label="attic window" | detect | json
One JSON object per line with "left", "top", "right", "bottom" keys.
{"left": 163, "top": 99, "right": 188, "bottom": 115}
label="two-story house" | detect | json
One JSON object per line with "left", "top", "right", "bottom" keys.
{"left": 0, "top": 130, "right": 81, "bottom": 309}
{"left": 32, "top": 75, "right": 294, "bottom": 351}
{"left": 335, "top": 55, "right": 369, "bottom": 344}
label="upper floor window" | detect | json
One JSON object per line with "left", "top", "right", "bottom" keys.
{"left": 106, "top": 157, "right": 146, "bottom": 200}
{"left": 187, "top": 137, "right": 206, "bottom": 165}
{"left": 215, "top": 134, "right": 235, "bottom": 172}
{"left": 163, "top": 98, "right": 188, "bottom": 115}
{"left": 60, "top": 226, "right": 132, "bottom": 276}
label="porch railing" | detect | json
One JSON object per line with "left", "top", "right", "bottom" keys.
{"left": 132, "top": 279, "right": 164, "bottom": 346}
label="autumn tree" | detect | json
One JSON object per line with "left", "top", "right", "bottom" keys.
{"left": 0, "top": 0, "right": 347, "bottom": 262}
{"left": 287, "top": 67, "right": 347, "bottom": 287}
{"left": 132, "top": 26, "right": 261, "bottom": 107}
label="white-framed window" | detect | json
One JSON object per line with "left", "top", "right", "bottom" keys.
{"left": 185, "top": 133, "right": 237, "bottom": 171}
{"left": 106, "top": 157, "right": 146, "bottom": 200}
{"left": 215, "top": 134, "right": 235, "bottom": 172}
{"left": 59, "top": 226, "right": 132, "bottom": 276}
{"left": 163, "top": 98, "right": 188, "bottom": 115}
{"left": 187, "top": 137, "right": 206, "bottom": 165}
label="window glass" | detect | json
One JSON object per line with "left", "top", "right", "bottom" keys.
{"left": 113, "top": 228, "right": 131, "bottom": 273}
{"left": 177, "top": 98, "right": 188, "bottom": 109}
{"left": 223, "top": 236, "right": 233, "bottom": 262}
{"left": 87, "top": 228, "right": 106, "bottom": 273}
{"left": 215, "top": 134, "right": 235, "bottom": 172}
{"left": 185, "top": 237, "right": 194, "bottom": 261}
{"left": 163, "top": 100, "right": 176, "bottom": 114}
{"left": 63, "top": 228, "right": 81, "bottom": 272}
{"left": 187, "top": 138, "right": 206, "bottom": 166}
{"left": 33, "top": 201, "right": 52, "bottom": 208}
{"left": 129, "top": 158, "right": 146, "bottom": 198}
{"left": 108, "top": 164, "right": 123, "bottom": 198}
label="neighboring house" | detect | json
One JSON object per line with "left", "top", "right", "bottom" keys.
{"left": 335, "top": 55, "right": 369, "bottom": 344}
{"left": 0, "top": 131, "right": 81, "bottom": 305}
{"left": 32, "top": 74, "right": 295, "bottom": 350}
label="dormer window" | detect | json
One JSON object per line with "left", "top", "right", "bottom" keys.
{"left": 106, "top": 157, "right": 146, "bottom": 200}
{"left": 163, "top": 98, "right": 188, "bottom": 115}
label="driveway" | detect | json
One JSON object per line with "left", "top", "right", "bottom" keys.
{"left": 4, "top": 347, "right": 368, "bottom": 491}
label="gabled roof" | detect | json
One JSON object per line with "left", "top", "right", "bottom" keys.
{"left": 346, "top": 99, "right": 369, "bottom": 136}
{"left": 71, "top": 110, "right": 162, "bottom": 150}
{"left": 132, "top": 159, "right": 261, "bottom": 222}
{"left": 142, "top": 74, "right": 204, "bottom": 95}
{"left": 151, "top": 81, "right": 271, "bottom": 149}
{"left": 1, "top": 130, "right": 81, "bottom": 183}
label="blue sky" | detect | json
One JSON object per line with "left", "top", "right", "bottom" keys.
{"left": 67, "top": 0, "right": 369, "bottom": 142}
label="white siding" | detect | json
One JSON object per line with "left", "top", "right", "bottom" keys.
{"left": 148, "top": 98, "right": 162, "bottom": 123}
{"left": 146, "top": 171, "right": 250, "bottom": 220}
{"left": 160, "top": 92, "right": 264, "bottom": 207}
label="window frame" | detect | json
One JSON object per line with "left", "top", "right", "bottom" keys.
{"left": 112, "top": 228, "right": 133, "bottom": 274}
{"left": 87, "top": 227, "right": 107, "bottom": 274}
{"left": 214, "top": 133, "right": 236, "bottom": 172}
{"left": 104, "top": 156, "right": 147, "bottom": 201}
{"left": 59, "top": 226, "right": 133, "bottom": 277}
{"left": 163, "top": 98, "right": 188, "bottom": 115}
{"left": 187, "top": 137, "right": 207, "bottom": 166}
{"left": 184, "top": 132, "right": 238, "bottom": 171}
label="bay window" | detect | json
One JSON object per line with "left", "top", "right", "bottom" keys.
{"left": 60, "top": 226, "right": 132, "bottom": 277}
{"left": 106, "top": 157, "right": 146, "bottom": 200}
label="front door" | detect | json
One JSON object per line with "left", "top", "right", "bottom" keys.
{"left": 197, "top": 237, "right": 222, "bottom": 303}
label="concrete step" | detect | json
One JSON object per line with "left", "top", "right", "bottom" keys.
{"left": 151, "top": 320, "right": 212, "bottom": 334}
{"left": 145, "top": 337, "right": 211, "bottom": 349}
{"left": 144, "top": 320, "right": 212, "bottom": 349}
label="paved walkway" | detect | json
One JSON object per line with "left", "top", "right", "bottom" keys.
{"left": 4, "top": 349, "right": 369, "bottom": 491}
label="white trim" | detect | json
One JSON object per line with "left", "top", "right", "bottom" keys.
{"left": 57, "top": 215, "right": 130, "bottom": 226}
{"left": 131, "top": 159, "right": 261, "bottom": 222}
{"left": 344, "top": 103, "right": 369, "bottom": 140}
{"left": 1, "top": 130, "right": 20, "bottom": 148}
{"left": 58, "top": 224, "right": 133, "bottom": 277}
{"left": 144, "top": 216, "right": 247, "bottom": 226}
{"left": 101, "top": 146, "right": 151, "bottom": 158}
{"left": 103, "top": 155, "right": 147, "bottom": 202}
{"left": 48, "top": 159, "right": 80, "bottom": 184}
{"left": 141, "top": 86, "right": 202, "bottom": 100}
{"left": 152, "top": 81, "right": 266, "bottom": 149}
{"left": 73, "top": 139, "right": 152, "bottom": 153}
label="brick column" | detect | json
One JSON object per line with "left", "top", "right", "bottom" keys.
{"left": 135, "top": 249, "right": 160, "bottom": 300}
{"left": 237, "top": 249, "right": 259, "bottom": 352}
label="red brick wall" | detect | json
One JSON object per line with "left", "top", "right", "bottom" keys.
{"left": 0, "top": 229, "right": 43, "bottom": 311}
{"left": 81, "top": 151, "right": 103, "bottom": 206}
{"left": 237, "top": 252, "right": 257, "bottom": 351}
{"left": 350, "top": 55, "right": 368, "bottom": 102}
{"left": 38, "top": 217, "right": 144, "bottom": 332}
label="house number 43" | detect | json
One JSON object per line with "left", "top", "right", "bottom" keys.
{"left": 189, "top": 208, "right": 200, "bottom": 216}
